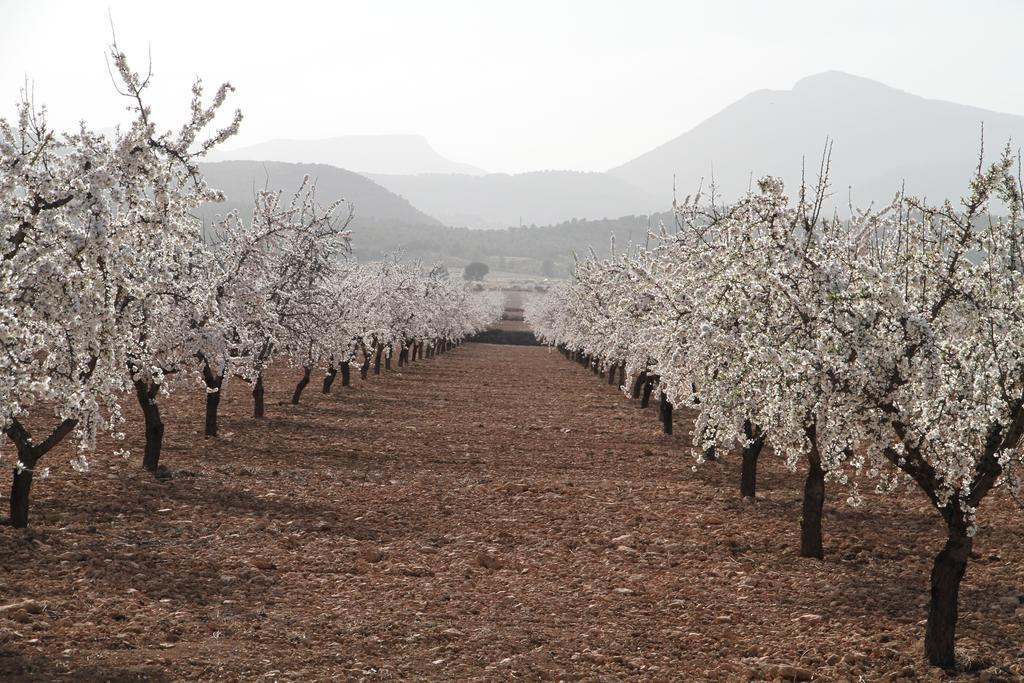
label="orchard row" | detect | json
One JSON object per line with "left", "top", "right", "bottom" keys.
{"left": 525, "top": 152, "right": 1024, "bottom": 668}
{"left": 0, "top": 48, "right": 502, "bottom": 530}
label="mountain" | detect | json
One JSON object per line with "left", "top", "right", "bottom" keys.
{"left": 207, "top": 134, "right": 485, "bottom": 176}
{"left": 610, "top": 71, "right": 1024, "bottom": 206}
{"left": 368, "top": 170, "right": 666, "bottom": 229}
{"left": 197, "top": 161, "right": 443, "bottom": 242}
{"left": 197, "top": 159, "right": 660, "bottom": 274}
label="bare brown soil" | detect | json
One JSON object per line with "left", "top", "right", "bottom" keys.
{"left": 1, "top": 343, "right": 1022, "bottom": 681}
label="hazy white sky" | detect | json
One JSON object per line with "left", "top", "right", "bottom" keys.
{"left": 2, "top": 0, "right": 1022, "bottom": 173}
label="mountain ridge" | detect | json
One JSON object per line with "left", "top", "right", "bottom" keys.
{"left": 207, "top": 134, "right": 485, "bottom": 176}
{"left": 609, "top": 70, "right": 1024, "bottom": 205}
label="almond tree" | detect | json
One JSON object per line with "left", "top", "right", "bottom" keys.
{"left": 0, "top": 46, "right": 240, "bottom": 524}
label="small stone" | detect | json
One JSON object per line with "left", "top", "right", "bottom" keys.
{"left": 403, "top": 566, "right": 435, "bottom": 577}
{"left": 611, "top": 534, "right": 634, "bottom": 545}
{"left": 612, "top": 587, "right": 634, "bottom": 595}
{"left": 476, "top": 553, "right": 502, "bottom": 570}
{"left": 774, "top": 664, "right": 813, "bottom": 681}
{"left": 360, "top": 547, "right": 385, "bottom": 563}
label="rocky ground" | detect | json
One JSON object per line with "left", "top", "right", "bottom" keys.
{"left": 0, "top": 342, "right": 1022, "bottom": 681}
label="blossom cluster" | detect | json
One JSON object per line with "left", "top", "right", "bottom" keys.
{"left": 527, "top": 151, "right": 1024, "bottom": 530}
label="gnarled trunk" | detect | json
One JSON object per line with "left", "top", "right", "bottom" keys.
{"left": 340, "top": 361, "right": 351, "bottom": 386}
{"left": 741, "top": 419, "right": 764, "bottom": 498}
{"left": 292, "top": 366, "right": 312, "bottom": 404}
{"left": 800, "top": 426, "right": 825, "bottom": 559}
{"left": 202, "top": 363, "right": 224, "bottom": 437}
{"left": 134, "top": 379, "right": 165, "bottom": 472}
{"left": 659, "top": 391, "right": 673, "bottom": 434}
{"left": 640, "top": 378, "right": 655, "bottom": 408}
{"left": 253, "top": 373, "right": 265, "bottom": 419}
{"left": 632, "top": 371, "right": 647, "bottom": 399}
{"left": 323, "top": 366, "right": 337, "bottom": 393}
{"left": 6, "top": 418, "right": 77, "bottom": 528}
{"left": 924, "top": 510, "right": 972, "bottom": 667}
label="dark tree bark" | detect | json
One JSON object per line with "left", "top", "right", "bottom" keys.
{"left": 253, "top": 373, "right": 265, "bottom": 419}
{"left": 640, "top": 378, "right": 655, "bottom": 408}
{"left": 799, "top": 426, "right": 825, "bottom": 559}
{"left": 202, "top": 362, "right": 224, "bottom": 437}
{"left": 632, "top": 371, "right": 647, "bottom": 399}
{"left": 323, "top": 366, "right": 337, "bottom": 393}
{"left": 360, "top": 350, "right": 369, "bottom": 379}
{"left": 292, "top": 366, "right": 312, "bottom": 404}
{"left": 340, "top": 361, "right": 351, "bottom": 387}
{"left": 134, "top": 379, "right": 165, "bottom": 472}
{"left": 5, "top": 418, "right": 77, "bottom": 528}
{"left": 922, "top": 511, "right": 971, "bottom": 667}
{"left": 373, "top": 345, "right": 383, "bottom": 375}
{"left": 741, "top": 419, "right": 764, "bottom": 498}
{"left": 607, "top": 363, "right": 616, "bottom": 385}
{"left": 659, "top": 391, "right": 673, "bottom": 434}
{"left": 385, "top": 347, "right": 392, "bottom": 370}
{"left": 618, "top": 363, "right": 626, "bottom": 387}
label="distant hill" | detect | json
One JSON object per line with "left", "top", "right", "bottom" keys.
{"left": 207, "top": 134, "right": 485, "bottom": 176}
{"left": 197, "top": 161, "right": 444, "bottom": 251}
{"left": 369, "top": 170, "right": 666, "bottom": 228}
{"left": 610, "top": 71, "right": 1024, "bottom": 206}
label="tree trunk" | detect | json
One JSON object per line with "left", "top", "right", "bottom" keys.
{"left": 632, "top": 371, "right": 647, "bottom": 399}
{"left": 135, "top": 380, "right": 165, "bottom": 472}
{"left": 385, "top": 347, "right": 392, "bottom": 370}
{"left": 292, "top": 366, "right": 312, "bottom": 404}
{"left": 659, "top": 391, "right": 673, "bottom": 434}
{"left": 618, "top": 363, "right": 626, "bottom": 387}
{"left": 253, "top": 373, "right": 265, "bottom": 419}
{"left": 340, "top": 361, "right": 351, "bottom": 387}
{"left": 9, "top": 458, "right": 34, "bottom": 529}
{"left": 6, "top": 418, "right": 76, "bottom": 528}
{"left": 924, "top": 512, "right": 972, "bottom": 667}
{"left": 323, "top": 366, "right": 337, "bottom": 393}
{"left": 640, "top": 379, "right": 655, "bottom": 408}
{"left": 373, "top": 345, "right": 383, "bottom": 375}
{"left": 741, "top": 420, "right": 763, "bottom": 498}
{"left": 203, "top": 364, "right": 224, "bottom": 437}
{"left": 800, "top": 431, "right": 825, "bottom": 559}
{"left": 608, "top": 364, "right": 616, "bottom": 385}
{"left": 360, "top": 353, "right": 369, "bottom": 379}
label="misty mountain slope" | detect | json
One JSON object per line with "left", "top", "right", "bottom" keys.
{"left": 206, "top": 135, "right": 485, "bottom": 176}
{"left": 610, "top": 71, "right": 1024, "bottom": 205}
{"left": 368, "top": 170, "right": 667, "bottom": 228}
{"left": 197, "top": 160, "right": 444, "bottom": 228}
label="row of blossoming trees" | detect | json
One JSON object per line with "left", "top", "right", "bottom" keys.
{"left": 0, "top": 49, "right": 502, "bottom": 530}
{"left": 526, "top": 152, "right": 1024, "bottom": 667}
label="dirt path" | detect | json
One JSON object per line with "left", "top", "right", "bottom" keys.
{"left": 1, "top": 343, "right": 1022, "bottom": 681}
